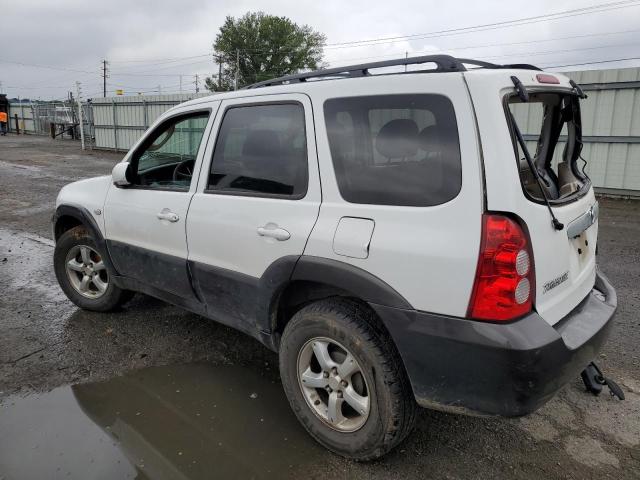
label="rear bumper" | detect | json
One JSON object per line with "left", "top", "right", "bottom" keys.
{"left": 371, "top": 268, "right": 616, "bottom": 417}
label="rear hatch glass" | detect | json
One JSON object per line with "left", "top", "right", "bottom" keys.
{"left": 506, "top": 90, "right": 598, "bottom": 325}
{"left": 507, "top": 92, "right": 590, "bottom": 202}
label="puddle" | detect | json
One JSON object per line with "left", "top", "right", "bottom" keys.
{"left": 0, "top": 363, "right": 327, "bottom": 479}
{"left": 0, "top": 227, "right": 64, "bottom": 304}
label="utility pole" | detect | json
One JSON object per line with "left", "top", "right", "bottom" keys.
{"left": 194, "top": 74, "right": 199, "bottom": 93}
{"left": 179, "top": 75, "right": 183, "bottom": 93}
{"left": 158, "top": 84, "right": 162, "bottom": 95}
{"left": 101, "top": 60, "right": 109, "bottom": 97}
{"left": 75, "top": 81, "right": 85, "bottom": 150}
{"left": 213, "top": 53, "right": 223, "bottom": 90}
{"left": 234, "top": 49, "right": 239, "bottom": 91}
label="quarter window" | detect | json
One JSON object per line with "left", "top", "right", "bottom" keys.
{"left": 208, "top": 103, "right": 307, "bottom": 197}
{"left": 324, "top": 95, "right": 462, "bottom": 206}
{"left": 131, "top": 112, "right": 209, "bottom": 190}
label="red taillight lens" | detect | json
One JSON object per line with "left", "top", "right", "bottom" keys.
{"left": 468, "top": 214, "right": 535, "bottom": 322}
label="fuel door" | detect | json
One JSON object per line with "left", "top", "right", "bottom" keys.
{"left": 332, "top": 217, "right": 375, "bottom": 259}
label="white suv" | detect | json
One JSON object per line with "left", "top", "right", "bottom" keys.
{"left": 53, "top": 56, "right": 616, "bottom": 460}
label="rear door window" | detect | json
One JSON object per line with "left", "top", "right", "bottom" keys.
{"left": 207, "top": 103, "right": 307, "bottom": 198}
{"left": 324, "top": 94, "right": 462, "bottom": 206}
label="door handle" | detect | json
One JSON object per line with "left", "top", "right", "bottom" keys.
{"left": 157, "top": 209, "right": 179, "bottom": 222}
{"left": 257, "top": 224, "right": 290, "bottom": 241}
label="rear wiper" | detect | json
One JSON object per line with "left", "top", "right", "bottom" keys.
{"left": 508, "top": 109, "right": 564, "bottom": 231}
{"left": 569, "top": 79, "right": 587, "bottom": 99}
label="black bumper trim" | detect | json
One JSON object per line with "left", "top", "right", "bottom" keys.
{"left": 371, "top": 269, "right": 616, "bottom": 417}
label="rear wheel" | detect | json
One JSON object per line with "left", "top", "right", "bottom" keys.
{"left": 54, "top": 226, "right": 133, "bottom": 311}
{"left": 279, "top": 298, "right": 416, "bottom": 460}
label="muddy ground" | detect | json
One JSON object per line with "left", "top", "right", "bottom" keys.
{"left": 0, "top": 135, "right": 638, "bottom": 479}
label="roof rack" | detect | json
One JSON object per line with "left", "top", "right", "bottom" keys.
{"left": 244, "top": 55, "right": 541, "bottom": 89}
{"left": 456, "top": 58, "right": 542, "bottom": 71}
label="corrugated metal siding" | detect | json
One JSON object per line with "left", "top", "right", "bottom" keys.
{"left": 7, "top": 102, "right": 37, "bottom": 134}
{"left": 90, "top": 93, "right": 212, "bottom": 151}
{"left": 512, "top": 66, "right": 640, "bottom": 195}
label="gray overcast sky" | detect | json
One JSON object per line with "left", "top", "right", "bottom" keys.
{"left": 2, "top": 0, "right": 640, "bottom": 99}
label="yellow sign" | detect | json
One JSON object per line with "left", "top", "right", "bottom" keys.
{"left": 115, "top": 89, "right": 124, "bottom": 95}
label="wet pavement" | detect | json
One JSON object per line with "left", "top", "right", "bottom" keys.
{"left": 1, "top": 364, "right": 327, "bottom": 479}
{"left": 1, "top": 135, "right": 639, "bottom": 479}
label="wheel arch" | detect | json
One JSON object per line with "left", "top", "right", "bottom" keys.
{"left": 268, "top": 256, "right": 413, "bottom": 348}
{"left": 53, "top": 204, "right": 118, "bottom": 274}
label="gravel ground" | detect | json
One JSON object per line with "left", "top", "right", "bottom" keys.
{"left": 0, "top": 134, "right": 638, "bottom": 479}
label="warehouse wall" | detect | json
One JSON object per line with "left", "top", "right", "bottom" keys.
{"left": 90, "top": 93, "right": 211, "bottom": 151}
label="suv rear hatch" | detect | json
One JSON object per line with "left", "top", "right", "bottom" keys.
{"left": 465, "top": 70, "right": 598, "bottom": 326}
{"left": 507, "top": 84, "right": 598, "bottom": 325}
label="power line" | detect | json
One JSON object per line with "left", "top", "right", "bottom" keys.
{"left": 109, "top": 59, "right": 212, "bottom": 75}
{"left": 217, "top": 0, "right": 640, "bottom": 55}
{"left": 336, "top": 40, "right": 640, "bottom": 68}
{"left": 321, "top": 0, "right": 640, "bottom": 49}
{"left": 109, "top": 53, "right": 211, "bottom": 65}
{"left": 5, "top": 0, "right": 638, "bottom": 75}
{"left": 0, "top": 58, "right": 98, "bottom": 74}
{"left": 324, "top": 28, "right": 640, "bottom": 65}
{"left": 543, "top": 56, "right": 640, "bottom": 68}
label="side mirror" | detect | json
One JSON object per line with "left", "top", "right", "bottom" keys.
{"left": 112, "top": 162, "right": 132, "bottom": 187}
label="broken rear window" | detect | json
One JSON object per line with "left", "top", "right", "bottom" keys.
{"left": 507, "top": 92, "right": 590, "bottom": 203}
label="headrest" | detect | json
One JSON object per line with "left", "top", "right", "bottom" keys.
{"left": 375, "top": 119, "right": 419, "bottom": 159}
{"left": 418, "top": 125, "right": 452, "bottom": 151}
{"left": 242, "top": 129, "right": 281, "bottom": 156}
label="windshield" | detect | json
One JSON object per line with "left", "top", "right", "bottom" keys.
{"left": 507, "top": 91, "right": 589, "bottom": 202}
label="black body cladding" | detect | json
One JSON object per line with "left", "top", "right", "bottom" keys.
{"left": 372, "top": 269, "right": 616, "bottom": 416}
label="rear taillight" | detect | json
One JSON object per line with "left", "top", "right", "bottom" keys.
{"left": 468, "top": 213, "right": 535, "bottom": 322}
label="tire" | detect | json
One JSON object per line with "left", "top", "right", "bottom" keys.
{"left": 54, "top": 226, "right": 133, "bottom": 312}
{"left": 279, "top": 297, "right": 416, "bottom": 460}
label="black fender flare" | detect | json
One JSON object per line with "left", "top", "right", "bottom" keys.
{"left": 290, "top": 256, "right": 413, "bottom": 309}
{"left": 52, "top": 204, "right": 118, "bottom": 275}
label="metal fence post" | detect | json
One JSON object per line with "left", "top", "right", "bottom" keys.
{"left": 112, "top": 100, "right": 118, "bottom": 151}
{"left": 143, "top": 100, "right": 148, "bottom": 130}
{"left": 32, "top": 104, "right": 38, "bottom": 134}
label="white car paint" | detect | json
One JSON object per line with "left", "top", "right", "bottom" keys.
{"left": 55, "top": 175, "right": 112, "bottom": 235}
{"left": 464, "top": 70, "right": 598, "bottom": 324}
{"left": 187, "top": 93, "right": 321, "bottom": 279}
{"left": 102, "top": 102, "right": 220, "bottom": 261}
{"left": 56, "top": 67, "right": 598, "bottom": 326}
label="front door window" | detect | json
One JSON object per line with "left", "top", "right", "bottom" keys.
{"left": 131, "top": 112, "right": 210, "bottom": 190}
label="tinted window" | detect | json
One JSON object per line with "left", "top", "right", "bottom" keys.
{"left": 132, "top": 112, "right": 209, "bottom": 190}
{"left": 208, "top": 103, "right": 307, "bottom": 197}
{"left": 324, "top": 95, "right": 462, "bottom": 206}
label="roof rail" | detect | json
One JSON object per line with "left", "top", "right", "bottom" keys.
{"left": 244, "top": 56, "right": 541, "bottom": 89}
{"left": 456, "top": 58, "right": 542, "bottom": 71}
{"left": 244, "top": 55, "right": 466, "bottom": 89}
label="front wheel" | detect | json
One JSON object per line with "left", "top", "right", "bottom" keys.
{"left": 54, "top": 226, "right": 133, "bottom": 311}
{"left": 279, "top": 298, "right": 416, "bottom": 460}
